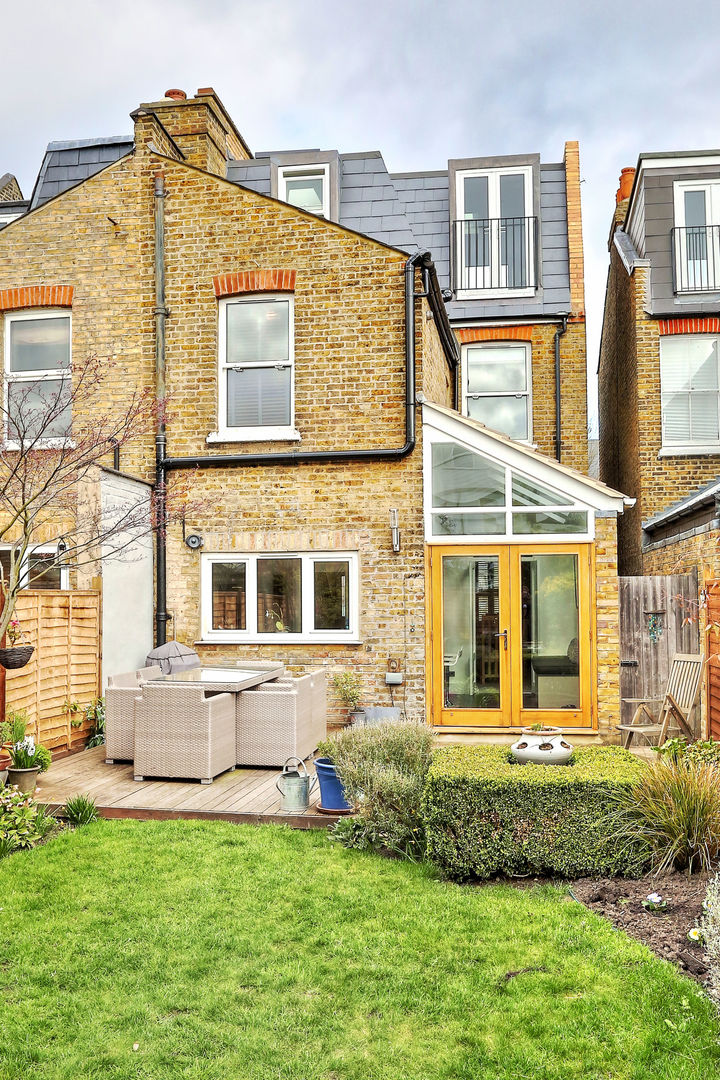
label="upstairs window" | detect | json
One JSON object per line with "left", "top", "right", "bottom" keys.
{"left": 454, "top": 166, "right": 535, "bottom": 296}
{"left": 4, "top": 311, "right": 71, "bottom": 444}
{"left": 660, "top": 335, "right": 720, "bottom": 451}
{"left": 673, "top": 181, "right": 720, "bottom": 293}
{"left": 279, "top": 165, "right": 329, "bottom": 217}
{"left": 462, "top": 342, "right": 531, "bottom": 442}
{"left": 217, "top": 295, "right": 295, "bottom": 440}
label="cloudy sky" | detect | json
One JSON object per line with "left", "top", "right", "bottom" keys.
{"left": 4, "top": 0, "right": 720, "bottom": 432}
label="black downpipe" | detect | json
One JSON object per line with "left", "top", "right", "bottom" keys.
{"left": 554, "top": 315, "right": 568, "bottom": 462}
{"left": 154, "top": 172, "right": 170, "bottom": 646}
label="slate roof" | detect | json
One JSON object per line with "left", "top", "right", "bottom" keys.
{"left": 643, "top": 477, "right": 720, "bottom": 532}
{"left": 30, "top": 136, "right": 133, "bottom": 209}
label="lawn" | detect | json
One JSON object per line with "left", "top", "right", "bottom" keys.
{"left": 1, "top": 821, "right": 719, "bottom": 1080}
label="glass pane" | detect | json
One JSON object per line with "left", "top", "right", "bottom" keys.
{"left": 25, "top": 553, "right": 61, "bottom": 590}
{"left": 7, "top": 378, "right": 71, "bottom": 440}
{"left": 684, "top": 190, "right": 707, "bottom": 228}
{"left": 690, "top": 392, "right": 719, "bottom": 441}
{"left": 257, "top": 558, "right": 301, "bottom": 634}
{"left": 431, "top": 443, "right": 505, "bottom": 507}
{"left": 0, "top": 551, "right": 10, "bottom": 585}
{"left": 511, "top": 473, "right": 567, "bottom": 507}
{"left": 661, "top": 393, "right": 690, "bottom": 443}
{"left": 442, "top": 555, "right": 501, "bottom": 710}
{"left": 463, "top": 176, "right": 488, "bottom": 220}
{"left": 211, "top": 562, "right": 246, "bottom": 631}
{"left": 226, "top": 366, "right": 291, "bottom": 427}
{"left": 661, "top": 337, "right": 719, "bottom": 391}
{"left": 10, "top": 317, "right": 70, "bottom": 372}
{"left": 500, "top": 174, "right": 525, "bottom": 218}
{"left": 521, "top": 554, "right": 580, "bottom": 709}
{"left": 432, "top": 512, "right": 506, "bottom": 536}
{"left": 226, "top": 300, "right": 289, "bottom": 365}
{"left": 314, "top": 560, "right": 350, "bottom": 630}
{"left": 467, "top": 346, "right": 527, "bottom": 393}
{"left": 466, "top": 395, "right": 528, "bottom": 441}
{"left": 512, "top": 511, "right": 587, "bottom": 535}
{"left": 285, "top": 175, "right": 324, "bottom": 214}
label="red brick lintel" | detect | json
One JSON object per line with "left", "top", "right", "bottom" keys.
{"left": 456, "top": 326, "right": 534, "bottom": 343}
{"left": 213, "top": 270, "right": 296, "bottom": 298}
{"left": 659, "top": 317, "right": 720, "bottom": 335}
{"left": 0, "top": 285, "right": 74, "bottom": 312}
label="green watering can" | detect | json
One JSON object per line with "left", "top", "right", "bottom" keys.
{"left": 276, "top": 757, "right": 317, "bottom": 813}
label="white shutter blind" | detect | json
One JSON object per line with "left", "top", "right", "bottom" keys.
{"left": 661, "top": 337, "right": 720, "bottom": 444}
{"left": 226, "top": 300, "right": 289, "bottom": 365}
{"left": 226, "top": 367, "right": 291, "bottom": 427}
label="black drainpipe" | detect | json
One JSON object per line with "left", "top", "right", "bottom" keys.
{"left": 554, "top": 314, "right": 569, "bottom": 461}
{"left": 153, "top": 246, "right": 458, "bottom": 641}
{"left": 153, "top": 172, "right": 170, "bottom": 645}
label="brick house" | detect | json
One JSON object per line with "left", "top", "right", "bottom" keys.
{"left": 0, "top": 88, "right": 629, "bottom": 738}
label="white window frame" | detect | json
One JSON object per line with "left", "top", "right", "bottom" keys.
{"left": 659, "top": 334, "right": 720, "bottom": 454}
{"left": 673, "top": 180, "right": 720, "bottom": 293}
{"left": 0, "top": 544, "right": 70, "bottom": 590}
{"left": 200, "top": 551, "right": 360, "bottom": 643}
{"left": 3, "top": 309, "right": 72, "bottom": 449}
{"left": 423, "top": 428, "right": 594, "bottom": 544}
{"left": 461, "top": 341, "right": 533, "bottom": 444}
{"left": 212, "top": 294, "right": 298, "bottom": 443}
{"left": 455, "top": 165, "right": 535, "bottom": 299}
{"left": 278, "top": 164, "right": 330, "bottom": 218}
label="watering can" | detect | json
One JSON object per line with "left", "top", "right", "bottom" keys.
{"left": 276, "top": 757, "right": 317, "bottom": 813}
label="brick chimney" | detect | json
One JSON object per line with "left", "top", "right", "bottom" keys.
{"left": 563, "top": 141, "right": 585, "bottom": 316}
{"left": 132, "top": 88, "right": 251, "bottom": 176}
{"left": 613, "top": 166, "right": 636, "bottom": 229}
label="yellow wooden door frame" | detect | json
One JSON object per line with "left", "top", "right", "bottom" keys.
{"left": 428, "top": 543, "right": 595, "bottom": 731}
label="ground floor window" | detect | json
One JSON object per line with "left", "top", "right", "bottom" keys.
{"left": 200, "top": 552, "right": 358, "bottom": 642}
{"left": 0, "top": 546, "right": 68, "bottom": 590}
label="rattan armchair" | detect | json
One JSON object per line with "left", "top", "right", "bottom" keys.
{"left": 105, "top": 665, "right": 162, "bottom": 763}
{"left": 133, "top": 683, "right": 236, "bottom": 784}
{"left": 235, "top": 671, "right": 327, "bottom": 767}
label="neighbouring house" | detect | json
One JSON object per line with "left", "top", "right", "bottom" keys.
{"left": 0, "top": 87, "right": 630, "bottom": 742}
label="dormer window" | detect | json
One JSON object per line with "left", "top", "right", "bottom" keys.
{"left": 672, "top": 181, "right": 720, "bottom": 293}
{"left": 454, "top": 166, "right": 536, "bottom": 297}
{"left": 279, "top": 165, "right": 329, "bottom": 218}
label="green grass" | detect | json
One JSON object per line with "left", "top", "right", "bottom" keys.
{"left": 0, "top": 821, "right": 718, "bottom": 1080}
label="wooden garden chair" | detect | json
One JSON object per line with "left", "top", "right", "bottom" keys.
{"left": 618, "top": 653, "right": 704, "bottom": 748}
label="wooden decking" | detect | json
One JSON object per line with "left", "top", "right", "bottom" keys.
{"left": 36, "top": 746, "right": 338, "bottom": 828}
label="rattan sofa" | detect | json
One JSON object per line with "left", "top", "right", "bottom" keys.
{"left": 133, "top": 683, "right": 236, "bottom": 784}
{"left": 235, "top": 671, "right": 326, "bottom": 767}
{"left": 105, "top": 665, "right": 162, "bottom": 763}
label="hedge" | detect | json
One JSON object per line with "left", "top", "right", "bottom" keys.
{"left": 422, "top": 745, "right": 648, "bottom": 880}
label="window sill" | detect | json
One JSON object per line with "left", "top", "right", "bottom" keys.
{"left": 455, "top": 287, "right": 536, "bottom": 301}
{"left": 195, "top": 638, "right": 363, "bottom": 646}
{"left": 2, "top": 439, "right": 76, "bottom": 452}
{"left": 659, "top": 445, "right": 720, "bottom": 457}
{"left": 206, "top": 428, "right": 301, "bottom": 444}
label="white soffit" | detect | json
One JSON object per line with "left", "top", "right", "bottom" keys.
{"left": 422, "top": 402, "right": 633, "bottom": 513}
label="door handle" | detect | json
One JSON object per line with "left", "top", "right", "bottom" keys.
{"left": 494, "top": 629, "right": 508, "bottom": 651}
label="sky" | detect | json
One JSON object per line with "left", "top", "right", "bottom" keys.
{"left": 4, "top": 0, "right": 720, "bottom": 435}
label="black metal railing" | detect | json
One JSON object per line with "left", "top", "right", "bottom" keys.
{"left": 672, "top": 225, "right": 720, "bottom": 293}
{"left": 453, "top": 216, "right": 538, "bottom": 292}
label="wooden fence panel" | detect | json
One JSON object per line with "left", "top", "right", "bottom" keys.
{"left": 5, "top": 591, "right": 101, "bottom": 751}
{"left": 619, "top": 573, "right": 700, "bottom": 730}
{"left": 704, "top": 581, "right": 720, "bottom": 740}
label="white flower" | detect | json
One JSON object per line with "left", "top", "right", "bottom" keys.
{"left": 688, "top": 927, "right": 704, "bottom": 943}
{"left": 647, "top": 892, "right": 663, "bottom": 904}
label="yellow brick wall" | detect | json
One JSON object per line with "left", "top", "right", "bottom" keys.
{"left": 595, "top": 514, "right": 622, "bottom": 740}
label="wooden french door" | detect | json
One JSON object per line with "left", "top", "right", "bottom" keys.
{"left": 429, "top": 544, "right": 593, "bottom": 729}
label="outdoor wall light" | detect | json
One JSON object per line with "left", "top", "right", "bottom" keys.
{"left": 56, "top": 537, "right": 68, "bottom": 559}
{"left": 390, "top": 509, "right": 400, "bottom": 553}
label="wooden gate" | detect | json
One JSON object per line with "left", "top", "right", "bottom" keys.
{"left": 5, "top": 591, "right": 101, "bottom": 752}
{"left": 619, "top": 573, "right": 700, "bottom": 731}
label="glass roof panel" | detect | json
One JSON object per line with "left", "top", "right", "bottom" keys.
{"left": 432, "top": 443, "right": 505, "bottom": 507}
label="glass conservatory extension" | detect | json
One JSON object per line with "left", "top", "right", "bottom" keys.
{"left": 422, "top": 403, "right": 628, "bottom": 731}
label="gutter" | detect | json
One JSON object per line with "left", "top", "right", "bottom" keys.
{"left": 554, "top": 315, "right": 569, "bottom": 461}
{"left": 153, "top": 235, "right": 458, "bottom": 643}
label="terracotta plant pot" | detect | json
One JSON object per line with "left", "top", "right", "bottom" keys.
{"left": 0, "top": 750, "right": 10, "bottom": 786}
{"left": 510, "top": 727, "right": 574, "bottom": 766}
{"left": 6, "top": 766, "right": 41, "bottom": 793}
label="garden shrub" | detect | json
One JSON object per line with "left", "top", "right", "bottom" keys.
{"left": 64, "top": 794, "right": 99, "bottom": 827}
{"left": 0, "top": 786, "right": 56, "bottom": 853}
{"left": 613, "top": 756, "right": 720, "bottom": 874}
{"left": 325, "top": 721, "right": 434, "bottom": 859}
{"left": 422, "top": 745, "right": 647, "bottom": 880}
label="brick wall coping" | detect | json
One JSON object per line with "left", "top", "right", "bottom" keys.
{"left": 213, "top": 270, "right": 296, "bottom": 298}
{"left": 456, "top": 326, "right": 533, "bottom": 344}
{"left": 0, "top": 285, "right": 74, "bottom": 312}
{"left": 659, "top": 317, "right": 720, "bottom": 336}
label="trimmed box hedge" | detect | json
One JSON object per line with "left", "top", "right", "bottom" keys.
{"left": 422, "top": 745, "right": 647, "bottom": 880}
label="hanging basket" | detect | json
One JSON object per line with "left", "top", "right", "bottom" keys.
{"left": 0, "top": 645, "right": 34, "bottom": 669}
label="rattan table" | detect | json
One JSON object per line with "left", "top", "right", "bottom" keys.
{"left": 145, "top": 662, "right": 285, "bottom": 693}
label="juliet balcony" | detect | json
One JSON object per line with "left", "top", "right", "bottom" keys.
{"left": 453, "top": 216, "right": 538, "bottom": 295}
{"left": 672, "top": 225, "right": 720, "bottom": 294}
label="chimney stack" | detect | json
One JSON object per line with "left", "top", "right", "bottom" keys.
{"left": 616, "top": 167, "right": 636, "bottom": 205}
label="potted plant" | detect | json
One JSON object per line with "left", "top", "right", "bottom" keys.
{"left": 314, "top": 738, "right": 353, "bottom": 814}
{"left": 0, "top": 616, "right": 34, "bottom": 670}
{"left": 510, "top": 723, "right": 574, "bottom": 765}
{"left": 6, "top": 713, "right": 51, "bottom": 793}
{"left": 0, "top": 720, "right": 11, "bottom": 784}
{"left": 331, "top": 671, "right": 365, "bottom": 725}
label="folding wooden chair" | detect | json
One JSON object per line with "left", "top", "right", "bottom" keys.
{"left": 618, "top": 653, "right": 704, "bottom": 748}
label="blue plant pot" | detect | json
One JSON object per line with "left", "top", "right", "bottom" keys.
{"left": 314, "top": 758, "right": 352, "bottom": 813}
